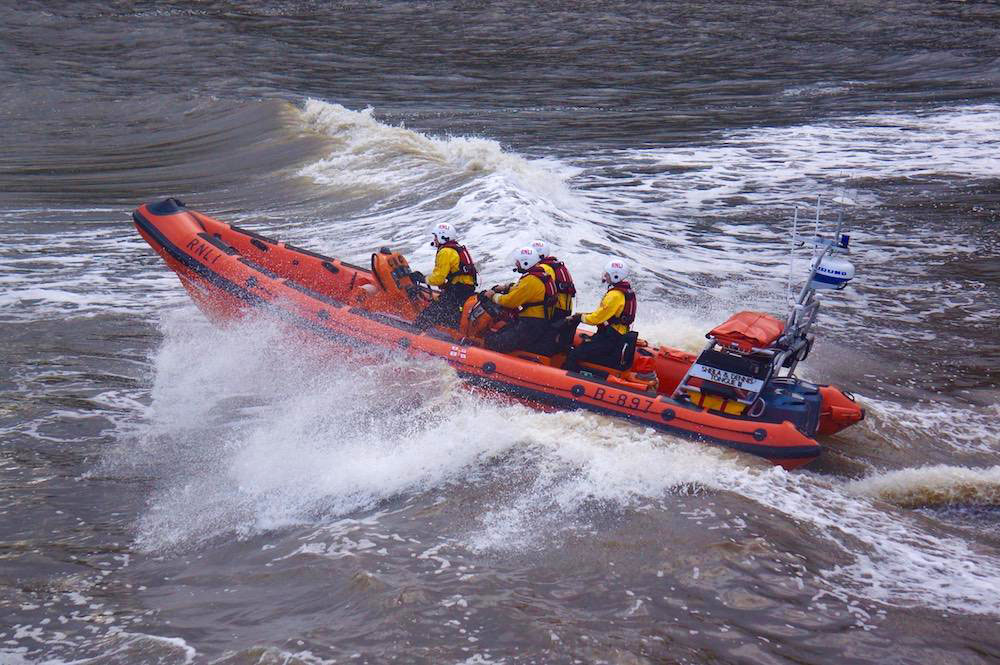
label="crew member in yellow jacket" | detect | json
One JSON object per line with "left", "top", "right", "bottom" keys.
{"left": 413, "top": 222, "right": 478, "bottom": 330}
{"left": 563, "top": 258, "right": 637, "bottom": 371}
{"left": 481, "top": 246, "right": 557, "bottom": 354}
{"left": 530, "top": 239, "right": 577, "bottom": 351}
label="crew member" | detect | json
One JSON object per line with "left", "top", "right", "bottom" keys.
{"left": 563, "top": 258, "right": 636, "bottom": 372}
{"left": 413, "top": 221, "right": 477, "bottom": 330}
{"left": 530, "top": 239, "right": 576, "bottom": 350}
{"left": 482, "top": 246, "right": 557, "bottom": 354}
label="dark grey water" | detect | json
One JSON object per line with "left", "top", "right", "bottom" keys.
{"left": 2, "top": 2, "right": 1000, "bottom": 663}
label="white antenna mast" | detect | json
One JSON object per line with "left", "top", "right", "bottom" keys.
{"left": 788, "top": 207, "right": 798, "bottom": 306}
{"left": 814, "top": 194, "right": 822, "bottom": 238}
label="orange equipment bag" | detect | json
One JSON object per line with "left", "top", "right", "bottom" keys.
{"left": 708, "top": 311, "right": 784, "bottom": 353}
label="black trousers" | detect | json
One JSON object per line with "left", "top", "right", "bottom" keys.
{"left": 484, "top": 317, "right": 554, "bottom": 354}
{"left": 414, "top": 284, "right": 475, "bottom": 330}
{"left": 551, "top": 310, "right": 575, "bottom": 352}
{"left": 565, "top": 326, "right": 625, "bottom": 372}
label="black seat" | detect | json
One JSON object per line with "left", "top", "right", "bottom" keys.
{"left": 574, "top": 330, "right": 639, "bottom": 373}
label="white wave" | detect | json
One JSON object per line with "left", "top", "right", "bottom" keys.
{"left": 295, "top": 99, "right": 576, "bottom": 202}
{"left": 537, "top": 105, "right": 1000, "bottom": 360}
{"left": 847, "top": 465, "right": 1000, "bottom": 507}
{"left": 124, "top": 307, "right": 737, "bottom": 553}
{"left": 781, "top": 81, "right": 861, "bottom": 98}
{"left": 291, "top": 100, "right": 613, "bottom": 295}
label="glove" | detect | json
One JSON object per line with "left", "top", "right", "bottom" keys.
{"left": 552, "top": 313, "right": 579, "bottom": 329}
{"left": 409, "top": 271, "right": 425, "bottom": 283}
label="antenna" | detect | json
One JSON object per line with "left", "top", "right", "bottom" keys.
{"left": 814, "top": 194, "right": 822, "bottom": 239}
{"left": 788, "top": 207, "right": 798, "bottom": 306}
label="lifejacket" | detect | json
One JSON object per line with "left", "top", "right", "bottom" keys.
{"left": 538, "top": 256, "right": 576, "bottom": 297}
{"left": 440, "top": 240, "right": 478, "bottom": 286}
{"left": 605, "top": 281, "right": 636, "bottom": 329}
{"left": 519, "top": 265, "right": 558, "bottom": 319}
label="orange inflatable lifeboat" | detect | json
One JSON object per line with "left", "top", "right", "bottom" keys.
{"left": 133, "top": 198, "right": 864, "bottom": 470}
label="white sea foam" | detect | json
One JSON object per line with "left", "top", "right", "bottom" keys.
{"left": 859, "top": 395, "right": 1000, "bottom": 455}
{"left": 741, "top": 469, "right": 1000, "bottom": 615}
{"left": 0, "top": 632, "right": 198, "bottom": 665}
{"left": 465, "top": 409, "right": 1000, "bottom": 615}
{"left": 0, "top": 221, "right": 187, "bottom": 322}
{"left": 587, "top": 104, "right": 1000, "bottom": 215}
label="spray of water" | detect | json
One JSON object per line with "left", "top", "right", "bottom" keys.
{"left": 111, "top": 305, "right": 1000, "bottom": 616}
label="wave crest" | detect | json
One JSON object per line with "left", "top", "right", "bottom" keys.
{"left": 847, "top": 465, "right": 1000, "bottom": 508}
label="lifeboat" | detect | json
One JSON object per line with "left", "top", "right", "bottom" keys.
{"left": 132, "top": 198, "right": 864, "bottom": 470}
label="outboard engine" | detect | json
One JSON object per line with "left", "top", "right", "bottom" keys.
{"left": 754, "top": 377, "right": 823, "bottom": 436}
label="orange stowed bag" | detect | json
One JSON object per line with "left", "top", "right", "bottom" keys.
{"left": 709, "top": 311, "right": 784, "bottom": 353}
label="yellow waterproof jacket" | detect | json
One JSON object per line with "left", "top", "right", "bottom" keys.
{"left": 583, "top": 289, "right": 628, "bottom": 334}
{"left": 427, "top": 247, "right": 476, "bottom": 287}
{"left": 492, "top": 273, "right": 549, "bottom": 319}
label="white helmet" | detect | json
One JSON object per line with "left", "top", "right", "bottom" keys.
{"left": 429, "top": 221, "right": 456, "bottom": 245}
{"left": 509, "top": 246, "right": 541, "bottom": 273}
{"left": 602, "top": 257, "right": 629, "bottom": 284}
{"left": 529, "top": 239, "right": 551, "bottom": 258}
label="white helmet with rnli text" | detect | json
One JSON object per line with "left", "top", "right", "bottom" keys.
{"left": 602, "top": 257, "right": 629, "bottom": 285}
{"left": 429, "top": 221, "right": 456, "bottom": 246}
{"left": 509, "top": 245, "right": 541, "bottom": 273}
{"left": 529, "top": 239, "right": 551, "bottom": 258}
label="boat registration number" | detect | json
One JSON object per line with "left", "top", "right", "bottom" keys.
{"left": 591, "top": 387, "right": 654, "bottom": 412}
{"left": 688, "top": 363, "right": 764, "bottom": 392}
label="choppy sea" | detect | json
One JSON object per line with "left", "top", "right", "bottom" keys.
{"left": 2, "top": 2, "right": 999, "bottom": 663}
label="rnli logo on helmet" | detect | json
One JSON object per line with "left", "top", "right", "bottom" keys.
{"left": 520, "top": 248, "right": 533, "bottom": 255}
{"left": 610, "top": 261, "right": 624, "bottom": 269}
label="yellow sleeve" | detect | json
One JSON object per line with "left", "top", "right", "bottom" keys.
{"left": 494, "top": 275, "right": 543, "bottom": 308}
{"left": 427, "top": 247, "right": 458, "bottom": 287}
{"left": 582, "top": 289, "right": 625, "bottom": 325}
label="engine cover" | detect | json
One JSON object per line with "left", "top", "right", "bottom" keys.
{"left": 755, "top": 377, "right": 822, "bottom": 436}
